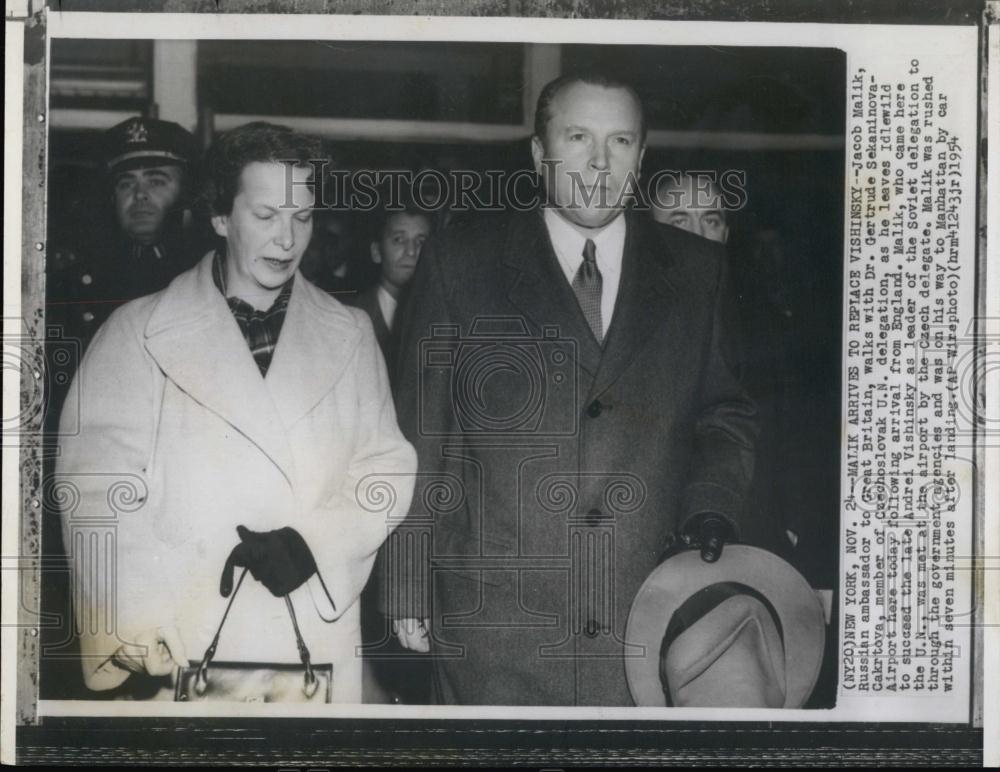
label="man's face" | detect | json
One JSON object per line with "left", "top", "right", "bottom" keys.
{"left": 531, "top": 82, "right": 645, "bottom": 232}
{"left": 211, "top": 161, "right": 314, "bottom": 306}
{"left": 371, "top": 213, "right": 431, "bottom": 292}
{"left": 112, "top": 164, "right": 184, "bottom": 244}
{"left": 652, "top": 176, "right": 730, "bottom": 244}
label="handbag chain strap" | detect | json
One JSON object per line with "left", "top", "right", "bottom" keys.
{"left": 194, "top": 567, "right": 319, "bottom": 698}
{"left": 283, "top": 595, "right": 317, "bottom": 693}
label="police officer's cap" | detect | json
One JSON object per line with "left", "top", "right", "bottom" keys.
{"left": 102, "top": 116, "right": 198, "bottom": 174}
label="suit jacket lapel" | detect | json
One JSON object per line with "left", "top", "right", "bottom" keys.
{"left": 501, "top": 211, "right": 603, "bottom": 378}
{"left": 589, "top": 212, "right": 680, "bottom": 400}
{"left": 264, "top": 277, "right": 360, "bottom": 430}
{"left": 143, "top": 252, "right": 295, "bottom": 484}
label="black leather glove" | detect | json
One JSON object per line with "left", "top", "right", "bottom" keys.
{"left": 659, "top": 514, "right": 735, "bottom": 565}
{"left": 220, "top": 525, "right": 317, "bottom": 598}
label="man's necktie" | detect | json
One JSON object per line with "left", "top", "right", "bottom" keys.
{"left": 572, "top": 238, "right": 603, "bottom": 343}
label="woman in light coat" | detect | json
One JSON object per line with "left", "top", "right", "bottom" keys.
{"left": 56, "top": 123, "right": 416, "bottom": 703}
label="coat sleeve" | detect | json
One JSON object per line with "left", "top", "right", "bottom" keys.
{"left": 55, "top": 304, "right": 173, "bottom": 691}
{"left": 370, "top": 234, "right": 461, "bottom": 620}
{"left": 681, "top": 250, "right": 761, "bottom": 542}
{"left": 293, "top": 315, "right": 417, "bottom": 619}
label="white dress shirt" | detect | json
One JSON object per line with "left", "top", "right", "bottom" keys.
{"left": 376, "top": 283, "right": 399, "bottom": 331}
{"left": 543, "top": 207, "right": 626, "bottom": 340}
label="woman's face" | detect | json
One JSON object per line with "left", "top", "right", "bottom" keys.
{"left": 212, "top": 161, "right": 314, "bottom": 308}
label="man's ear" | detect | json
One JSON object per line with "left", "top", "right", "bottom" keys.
{"left": 721, "top": 225, "right": 731, "bottom": 246}
{"left": 370, "top": 241, "right": 382, "bottom": 265}
{"left": 530, "top": 135, "right": 546, "bottom": 176}
{"left": 210, "top": 214, "right": 229, "bottom": 240}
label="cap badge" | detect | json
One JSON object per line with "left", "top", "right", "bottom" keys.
{"left": 126, "top": 120, "right": 148, "bottom": 145}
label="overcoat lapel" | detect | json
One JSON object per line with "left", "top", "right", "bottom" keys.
{"left": 143, "top": 253, "right": 295, "bottom": 483}
{"left": 588, "top": 213, "right": 681, "bottom": 400}
{"left": 264, "top": 278, "right": 361, "bottom": 429}
{"left": 501, "top": 211, "right": 603, "bottom": 377}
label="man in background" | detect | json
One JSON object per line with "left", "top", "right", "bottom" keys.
{"left": 651, "top": 171, "right": 730, "bottom": 245}
{"left": 48, "top": 116, "right": 200, "bottom": 358}
{"left": 652, "top": 170, "right": 803, "bottom": 560}
{"left": 299, "top": 209, "right": 368, "bottom": 297}
{"left": 353, "top": 207, "right": 433, "bottom": 353}
{"left": 350, "top": 206, "right": 434, "bottom": 704}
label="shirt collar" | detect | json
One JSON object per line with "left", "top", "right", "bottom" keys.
{"left": 129, "top": 241, "right": 166, "bottom": 261}
{"left": 542, "top": 207, "right": 627, "bottom": 277}
{"left": 376, "top": 283, "right": 398, "bottom": 329}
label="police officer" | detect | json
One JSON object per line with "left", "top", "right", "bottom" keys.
{"left": 48, "top": 116, "right": 201, "bottom": 361}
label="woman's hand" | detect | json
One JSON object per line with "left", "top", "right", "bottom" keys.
{"left": 220, "top": 525, "right": 317, "bottom": 598}
{"left": 112, "top": 626, "right": 190, "bottom": 676}
{"left": 393, "top": 617, "right": 430, "bottom": 652}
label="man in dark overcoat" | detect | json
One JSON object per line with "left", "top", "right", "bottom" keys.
{"left": 380, "top": 72, "right": 761, "bottom": 706}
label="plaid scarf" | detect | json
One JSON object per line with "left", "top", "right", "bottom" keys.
{"left": 212, "top": 250, "right": 293, "bottom": 377}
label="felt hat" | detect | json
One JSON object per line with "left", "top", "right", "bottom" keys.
{"left": 625, "top": 545, "right": 825, "bottom": 708}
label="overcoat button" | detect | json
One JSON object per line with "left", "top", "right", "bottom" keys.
{"left": 587, "top": 400, "right": 603, "bottom": 418}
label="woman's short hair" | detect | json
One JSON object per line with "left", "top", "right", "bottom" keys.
{"left": 203, "top": 121, "right": 326, "bottom": 216}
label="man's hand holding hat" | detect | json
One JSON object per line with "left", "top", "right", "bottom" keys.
{"left": 660, "top": 514, "right": 736, "bottom": 565}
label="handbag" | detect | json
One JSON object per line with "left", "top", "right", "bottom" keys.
{"left": 174, "top": 568, "right": 333, "bottom": 703}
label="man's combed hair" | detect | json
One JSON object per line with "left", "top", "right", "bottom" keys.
{"left": 533, "top": 71, "right": 647, "bottom": 144}
{"left": 203, "top": 121, "right": 327, "bottom": 216}
{"left": 371, "top": 204, "right": 434, "bottom": 241}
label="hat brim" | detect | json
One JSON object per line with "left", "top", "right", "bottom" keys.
{"left": 625, "top": 545, "right": 825, "bottom": 709}
{"left": 107, "top": 150, "right": 188, "bottom": 172}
